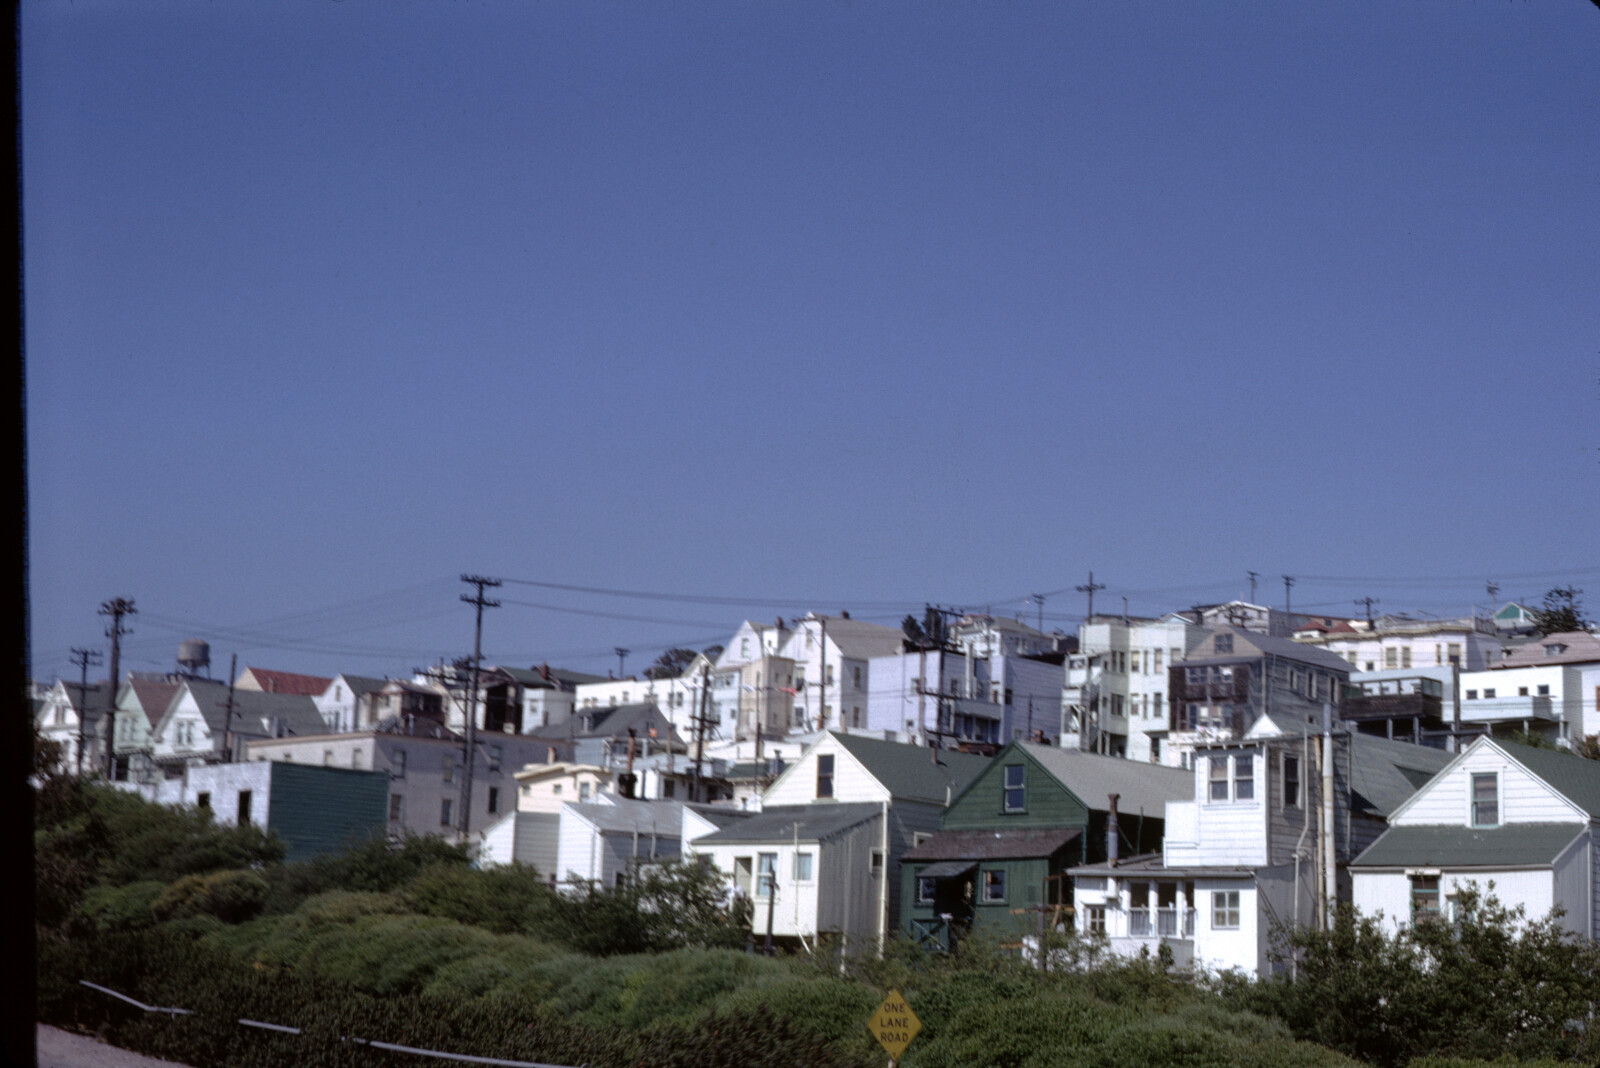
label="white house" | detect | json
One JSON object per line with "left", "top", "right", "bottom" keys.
{"left": 35, "top": 680, "right": 113, "bottom": 776}
{"left": 1069, "top": 727, "right": 1451, "bottom": 976}
{"left": 689, "top": 732, "right": 989, "bottom": 950}
{"left": 1350, "top": 737, "right": 1600, "bottom": 941}
{"left": 777, "top": 614, "right": 907, "bottom": 734}
{"left": 1063, "top": 613, "right": 1204, "bottom": 764}
{"left": 1456, "top": 631, "right": 1600, "bottom": 744}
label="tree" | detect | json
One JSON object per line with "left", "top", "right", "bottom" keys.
{"left": 1531, "top": 585, "right": 1590, "bottom": 635}
{"left": 644, "top": 647, "right": 700, "bottom": 679}
{"left": 901, "top": 607, "right": 949, "bottom": 650}
{"left": 1254, "top": 888, "right": 1600, "bottom": 1067}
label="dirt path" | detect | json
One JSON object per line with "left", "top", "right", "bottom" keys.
{"left": 36, "top": 1025, "right": 196, "bottom": 1068}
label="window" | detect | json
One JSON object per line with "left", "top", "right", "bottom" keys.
{"left": 816, "top": 753, "right": 835, "bottom": 798}
{"left": 1234, "top": 754, "right": 1254, "bottom": 800}
{"left": 1401, "top": 647, "right": 1412, "bottom": 669}
{"left": 1483, "top": 688, "right": 1496, "bottom": 699}
{"left": 196, "top": 792, "right": 210, "bottom": 811}
{"left": 579, "top": 781, "right": 591, "bottom": 801}
{"left": 440, "top": 799, "right": 453, "bottom": 826}
{"left": 1282, "top": 754, "right": 1301, "bottom": 809}
{"left": 982, "top": 869, "right": 1006, "bottom": 903}
{"left": 1447, "top": 643, "right": 1461, "bottom": 666}
{"left": 1465, "top": 690, "right": 1478, "bottom": 700}
{"left": 917, "top": 876, "right": 936, "bottom": 905}
{"left": 487, "top": 787, "right": 499, "bottom": 814}
{"left": 852, "top": 666, "right": 862, "bottom": 689}
{"left": 324, "top": 749, "right": 334, "bottom": 766}
{"left": 489, "top": 745, "right": 502, "bottom": 772}
{"left": 1209, "top": 756, "right": 1230, "bottom": 801}
{"left": 1212, "top": 890, "right": 1240, "bottom": 929}
{"left": 1471, "top": 773, "right": 1498, "bottom": 827}
{"left": 443, "top": 757, "right": 454, "bottom": 783}
{"left": 351, "top": 748, "right": 363, "bottom": 769}
{"left": 1537, "top": 685, "right": 1550, "bottom": 697}
{"left": 757, "top": 852, "right": 777, "bottom": 897}
{"left": 1518, "top": 687, "right": 1529, "bottom": 697}
{"left": 1153, "top": 648, "right": 1164, "bottom": 672}
{"left": 1003, "top": 764, "right": 1026, "bottom": 812}
{"left": 1085, "top": 905, "right": 1106, "bottom": 935}
{"left": 1384, "top": 648, "right": 1399, "bottom": 669}
{"left": 793, "top": 852, "right": 813, "bottom": 881}
{"left": 1410, "top": 874, "right": 1441, "bottom": 921}
{"left": 1214, "top": 633, "right": 1233, "bottom": 655}
{"left": 393, "top": 748, "right": 407, "bottom": 778}
{"left": 871, "top": 850, "right": 884, "bottom": 878}
{"left": 237, "top": 790, "right": 253, "bottom": 825}
{"left": 389, "top": 794, "right": 404, "bottom": 821}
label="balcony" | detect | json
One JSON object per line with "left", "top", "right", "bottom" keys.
{"left": 1342, "top": 692, "right": 1443, "bottom": 723}
{"left": 1460, "top": 694, "right": 1555, "bottom": 725}
{"left": 1128, "top": 907, "right": 1196, "bottom": 938}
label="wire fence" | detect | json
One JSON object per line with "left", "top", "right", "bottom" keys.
{"left": 78, "top": 980, "right": 588, "bottom": 1068}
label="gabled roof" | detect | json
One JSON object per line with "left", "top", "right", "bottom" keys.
{"left": 1490, "top": 631, "right": 1600, "bottom": 669}
{"left": 805, "top": 616, "right": 907, "bottom": 660}
{"left": 1018, "top": 743, "right": 1193, "bottom": 817}
{"left": 692, "top": 803, "right": 882, "bottom": 846}
{"left": 490, "top": 664, "right": 609, "bottom": 689}
{"left": 567, "top": 797, "right": 688, "bottom": 837}
{"left": 1184, "top": 626, "right": 1354, "bottom": 673}
{"left": 177, "top": 680, "right": 324, "bottom": 737}
{"left": 1345, "top": 734, "right": 1454, "bottom": 817}
{"left": 237, "top": 667, "right": 334, "bottom": 696}
{"left": 830, "top": 732, "right": 991, "bottom": 805}
{"left": 331, "top": 674, "right": 388, "bottom": 697}
{"left": 1351, "top": 823, "right": 1584, "bottom": 869}
{"left": 528, "top": 702, "right": 684, "bottom": 746}
{"left": 1497, "top": 740, "right": 1600, "bottom": 817}
{"left": 124, "top": 679, "right": 181, "bottom": 728}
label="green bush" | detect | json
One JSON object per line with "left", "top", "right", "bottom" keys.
{"left": 152, "top": 869, "right": 270, "bottom": 924}
{"left": 76, "top": 880, "right": 168, "bottom": 933}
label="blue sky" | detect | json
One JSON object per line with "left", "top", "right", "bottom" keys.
{"left": 24, "top": 1, "right": 1599, "bottom": 684}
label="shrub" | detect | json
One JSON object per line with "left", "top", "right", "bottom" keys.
{"left": 152, "top": 870, "right": 270, "bottom": 924}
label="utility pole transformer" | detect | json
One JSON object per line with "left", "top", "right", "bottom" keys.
{"left": 459, "top": 575, "right": 502, "bottom": 840}
{"left": 1075, "top": 572, "right": 1105, "bottom": 624}
{"left": 98, "top": 598, "right": 136, "bottom": 780}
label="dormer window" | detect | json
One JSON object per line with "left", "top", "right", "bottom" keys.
{"left": 1544, "top": 643, "right": 1567, "bottom": 657}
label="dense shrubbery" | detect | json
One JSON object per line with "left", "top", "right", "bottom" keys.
{"left": 37, "top": 776, "right": 1593, "bottom": 1068}
{"left": 1235, "top": 890, "right": 1600, "bottom": 1067}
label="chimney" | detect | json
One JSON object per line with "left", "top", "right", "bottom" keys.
{"left": 840, "top": 610, "right": 850, "bottom": 620}
{"left": 1106, "top": 793, "right": 1120, "bottom": 867}
{"left": 540, "top": 662, "right": 550, "bottom": 681}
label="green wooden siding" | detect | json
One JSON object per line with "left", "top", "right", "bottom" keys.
{"left": 267, "top": 763, "right": 389, "bottom": 862}
{"left": 940, "top": 747, "right": 1089, "bottom": 831}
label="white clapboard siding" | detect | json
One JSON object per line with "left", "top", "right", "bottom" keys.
{"left": 764, "top": 737, "right": 891, "bottom": 806}
{"left": 1395, "top": 745, "right": 1583, "bottom": 827}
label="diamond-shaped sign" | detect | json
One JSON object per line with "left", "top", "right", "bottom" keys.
{"left": 868, "top": 988, "right": 921, "bottom": 1061}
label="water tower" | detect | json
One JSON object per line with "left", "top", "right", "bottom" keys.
{"left": 178, "top": 639, "right": 211, "bottom": 678}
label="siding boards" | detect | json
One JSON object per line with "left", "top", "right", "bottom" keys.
{"left": 941, "top": 753, "right": 1087, "bottom": 831}
{"left": 265, "top": 763, "right": 387, "bottom": 862}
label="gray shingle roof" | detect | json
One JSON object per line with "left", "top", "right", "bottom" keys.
{"left": 693, "top": 803, "right": 882, "bottom": 845}
{"left": 815, "top": 617, "right": 907, "bottom": 660}
{"left": 831, "top": 732, "right": 991, "bottom": 805}
{"left": 1496, "top": 740, "right": 1600, "bottom": 817}
{"left": 1352, "top": 823, "right": 1584, "bottom": 869}
{"left": 1186, "top": 626, "right": 1355, "bottom": 673}
{"left": 1347, "top": 734, "right": 1454, "bottom": 817}
{"left": 1018, "top": 743, "right": 1193, "bottom": 817}
{"left": 903, "top": 827, "right": 1081, "bottom": 862}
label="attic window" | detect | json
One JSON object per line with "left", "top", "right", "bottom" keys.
{"left": 1214, "top": 634, "right": 1233, "bottom": 654}
{"left": 1544, "top": 644, "right": 1567, "bottom": 656}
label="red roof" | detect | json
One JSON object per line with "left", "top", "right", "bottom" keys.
{"left": 241, "top": 668, "right": 333, "bottom": 696}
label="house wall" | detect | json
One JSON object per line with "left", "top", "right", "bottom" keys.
{"left": 1353, "top": 869, "right": 1560, "bottom": 936}
{"left": 1393, "top": 746, "right": 1581, "bottom": 827}
{"left": 261, "top": 762, "right": 388, "bottom": 861}
{"left": 1166, "top": 752, "right": 1268, "bottom": 867}
{"left": 941, "top": 752, "right": 1087, "bottom": 832}
{"left": 1551, "top": 831, "right": 1593, "bottom": 939}
{"left": 1190, "top": 876, "right": 1264, "bottom": 976}
{"left": 554, "top": 810, "right": 680, "bottom": 889}
{"left": 762, "top": 738, "right": 891, "bottom": 807}
{"left": 741, "top": 840, "right": 825, "bottom": 940}
{"left": 814, "top": 819, "right": 888, "bottom": 946}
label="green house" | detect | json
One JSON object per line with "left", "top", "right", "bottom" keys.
{"left": 899, "top": 742, "right": 1191, "bottom": 950}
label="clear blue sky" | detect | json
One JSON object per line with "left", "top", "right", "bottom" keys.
{"left": 24, "top": 1, "right": 1599, "bottom": 684}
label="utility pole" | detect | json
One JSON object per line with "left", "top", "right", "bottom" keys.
{"left": 1247, "top": 571, "right": 1259, "bottom": 604}
{"left": 1030, "top": 593, "right": 1045, "bottom": 633}
{"left": 98, "top": 598, "right": 136, "bottom": 780}
{"left": 1354, "top": 597, "right": 1379, "bottom": 626}
{"left": 1282, "top": 575, "right": 1295, "bottom": 614}
{"left": 614, "top": 647, "right": 629, "bottom": 679}
{"left": 460, "top": 575, "right": 501, "bottom": 839}
{"left": 1486, "top": 581, "right": 1500, "bottom": 616}
{"left": 1075, "top": 572, "right": 1105, "bottom": 624}
{"left": 692, "top": 663, "right": 711, "bottom": 800}
{"left": 222, "top": 653, "right": 238, "bottom": 761}
{"left": 68, "top": 646, "right": 102, "bottom": 777}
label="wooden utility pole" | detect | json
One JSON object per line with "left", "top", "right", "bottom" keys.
{"left": 1075, "top": 572, "right": 1105, "bottom": 623}
{"left": 692, "top": 663, "right": 711, "bottom": 800}
{"left": 1354, "top": 597, "right": 1379, "bottom": 626}
{"left": 1282, "top": 575, "right": 1295, "bottom": 613}
{"left": 459, "top": 575, "right": 501, "bottom": 838}
{"left": 68, "top": 646, "right": 102, "bottom": 777}
{"left": 97, "top": 598, "right": 135, "bottom": 779}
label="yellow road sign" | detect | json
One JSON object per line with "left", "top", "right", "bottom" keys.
{"left": 868, "top": 988, "right": 921, "bottom": 1061}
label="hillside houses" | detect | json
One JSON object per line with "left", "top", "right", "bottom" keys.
{"left": 36, "top": 597, "right": 1599, "bottom": 965}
